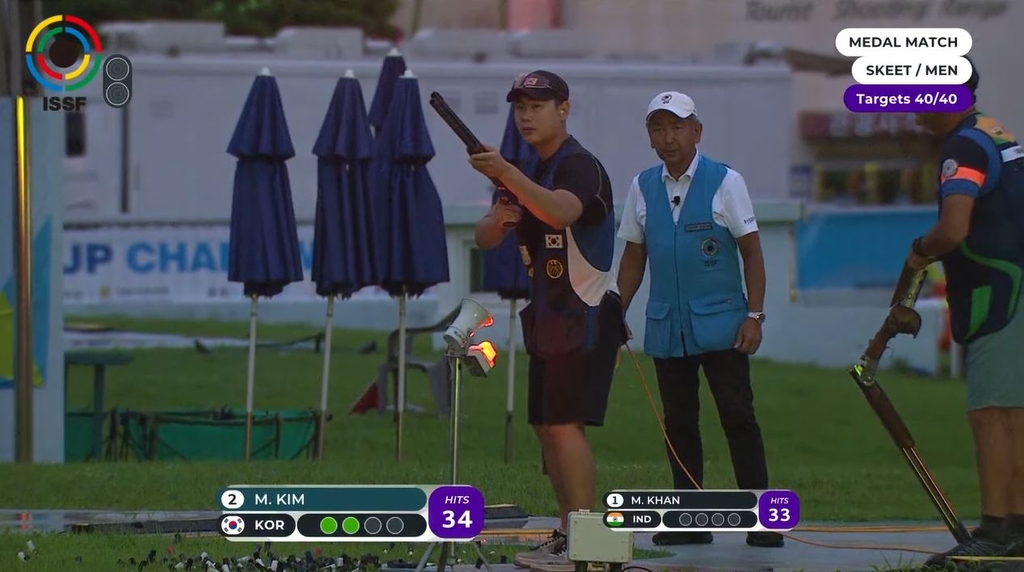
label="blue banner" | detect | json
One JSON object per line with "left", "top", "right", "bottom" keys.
{"left": 794, "top": 208, "right": 936, "bottom": 290}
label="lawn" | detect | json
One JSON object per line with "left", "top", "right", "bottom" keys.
{"left": 0, "top": 314, "right": 979, "bottom": 571}
{"left": 0, "top": 532, "right": 667, "bottom": 572}
{"left": 3, "top": 314, "right": 979, "bottom": 523}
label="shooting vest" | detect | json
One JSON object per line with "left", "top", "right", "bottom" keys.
{"left": 640, "top": 154, "right": 748, "bottom": 358}
{"left": 939, "top": 113, "right": 1024, "bottom": 344}
{"left": 516, "top": 137, "right": 617, "bottom": 359}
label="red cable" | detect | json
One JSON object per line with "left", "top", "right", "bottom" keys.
{"left": 623, "top": 344, "right": 944, "bottom": 556}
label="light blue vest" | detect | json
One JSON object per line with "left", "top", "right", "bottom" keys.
{"left": 640, "top": 155, "right": 748, "bottom": 358}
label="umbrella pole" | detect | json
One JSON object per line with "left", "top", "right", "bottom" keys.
{"left": 505, "top": 299, "right": 517, "bottom": 464}
{"left": 396, "top": 292, "right": 408, "bottom": 462}
{"left": 316, "top": 295, "right": 335, "bottom": 460}
{"left": 244, "top": 294, "right": 258, "bottom": 461}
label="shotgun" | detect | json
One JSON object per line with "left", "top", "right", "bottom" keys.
{"left": 849, "top": 260, "right": 970, "bottom": 544}
{"left": 429, "top": 91, "right": 519, "bottom": 227}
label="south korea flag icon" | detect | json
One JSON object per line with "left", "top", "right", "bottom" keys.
{"left": 221, "top": 515, "right": 245, "bottom": 536}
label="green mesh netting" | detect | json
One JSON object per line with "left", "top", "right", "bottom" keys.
{"left": 65, "top": 409, "right": 321, "bottom": 461}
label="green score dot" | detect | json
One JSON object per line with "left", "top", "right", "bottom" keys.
{"left": 342, "top": 516, "right": 360, "bottom": 535}
{"left": 320, "top": 517, "right": 338, "bottom": 535}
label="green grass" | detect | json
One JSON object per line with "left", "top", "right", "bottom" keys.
{"left": 19, "top": 314, "right": 978, "bottom": 522}
{"left": 2, "top": 313, "right": 979, "bottom": 571}
{"left": 0, "top": 532, "right": 666, "bottom": 571}
{"left": 8, "top": 314, "right": 979, "bottom": 522}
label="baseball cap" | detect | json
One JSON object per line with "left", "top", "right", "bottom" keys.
{"left": 964, "top": 55, "right": 980, "bottom": 95}
{"left": 506, "top": 70, "right": 570, "bottom": 103}
{"left": 646, "top": 91, "right": 696, "bottom": 121}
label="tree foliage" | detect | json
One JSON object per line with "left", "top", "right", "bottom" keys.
{"left": 43, "top": 0, "right": 402, "bottom": 39}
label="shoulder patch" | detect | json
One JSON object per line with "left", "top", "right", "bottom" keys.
{"left": 975, "top": 116, "right": 1017, "bottom": 144}
{"left": 941, "top": 158, "right": 958, "bottom": 178}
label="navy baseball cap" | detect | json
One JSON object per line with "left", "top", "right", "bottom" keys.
{"left": 506, "top": 70, "right": 570, "bottom": 102}
{"left": 964, "top": 56, "right": 980, "bottom": 94}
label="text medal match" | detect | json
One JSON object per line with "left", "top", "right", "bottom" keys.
{"left": 837, "top": 27, "right": 974, "bottom": 114}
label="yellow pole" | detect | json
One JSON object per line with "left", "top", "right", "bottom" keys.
{"left": 14, "top": 95, "right": 34, "bottom": 463}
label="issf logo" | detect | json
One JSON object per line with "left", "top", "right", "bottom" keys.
{"left": 26, "top": 15, "right": 133, "bottom": 111}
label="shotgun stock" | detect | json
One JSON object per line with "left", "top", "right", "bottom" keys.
{"left": 847, "top": 258, "right": 969, "bottom": 544}
{"left": 428, "top": 92, "right": 519, "bottom": 227}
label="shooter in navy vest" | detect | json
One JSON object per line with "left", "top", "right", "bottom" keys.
{"left": 469, "top": 70, "right": 626, "bottom": 570}
{"left": 908, "top": 64, "right": 1024, "bottom": 567}
{"left": 616, "top": 92, "right": 781, "bottom": 549}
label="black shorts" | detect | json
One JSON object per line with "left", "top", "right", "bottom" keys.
{"left": 527, "top": 292, "right": 625, "bottom": 427}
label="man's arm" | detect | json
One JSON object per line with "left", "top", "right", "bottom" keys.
{"left": 618, "top": 242, "right": 647, "bottom": 312}
{"left": 720, "top": 171, "right": 765, "bottom": 312}
{"left": 474, "top": 212, "right": 510, "bottom": 250}
{"left": 499, "top": 155, "right": 602, "bottom": 230}
{"left": 916, "top": 135, "right": 990, "bottom": 257}
{"left": 616, "top": 177, "right": 647, "bottom": 313}
{"left": 737, "top": 233, "right": 766, "bottom": 313}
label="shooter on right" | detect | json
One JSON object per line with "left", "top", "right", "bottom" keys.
{"left": 907, "top": 62, "right": 1024, "bottom": 567}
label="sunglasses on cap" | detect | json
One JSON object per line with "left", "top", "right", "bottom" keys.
{"left": 514, "top": 74, "right": 552, "bottom": 90}
{"left": 507, "top": 72, "right": 568, "bottom": 102}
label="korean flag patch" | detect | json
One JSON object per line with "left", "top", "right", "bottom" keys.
{"left": 545, "top": 234, "right": 563, "bottom": 249}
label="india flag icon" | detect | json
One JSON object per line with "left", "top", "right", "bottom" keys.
{"left": 605, "top": 512, "right": 625, "bottom": 527}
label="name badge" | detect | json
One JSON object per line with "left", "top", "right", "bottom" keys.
{"left": 684, "top": 222, "right": 712, "bottom": 232}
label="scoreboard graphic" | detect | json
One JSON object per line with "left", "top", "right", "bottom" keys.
{"left": 601, "top": 489, "right": 800, "bottom": 532}
{"left": 217, "top": 485, "right": 485, "bottom": 543}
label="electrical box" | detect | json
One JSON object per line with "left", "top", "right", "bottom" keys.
{"left": 566, "top": 510, "right": 633, "bottom": 564}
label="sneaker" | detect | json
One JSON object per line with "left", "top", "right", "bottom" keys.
{"left": 923, "top": 534, "right": 1012, "bottom": 568}
{"left": 514, "top": 530, "right": 567, "bottom": 569}
{"left": 651, "top": 531, "right": 713, "bottom": 545}
{"left": 746, "top": 531, "right": 784, "bottom": 547}
{"left": 527, "top": 542, "right": 574, "bottom": 572}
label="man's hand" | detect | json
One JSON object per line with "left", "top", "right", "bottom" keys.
{"left": 905, "top": 242, "right": 934, "bottom": 271}
{"left": 469, "top": 145, "right": 512, "bottom": 179}
{"left": 489, "top": 201, "right": 523, "bottom": 228}
{"left": 734, "top": 318, "right": 762, "bottom": 355}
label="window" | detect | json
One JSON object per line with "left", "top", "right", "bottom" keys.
{"left": 814, "top": 160, "right": 929, "bottom": 206}
{"left": 65, "top": 112, "right": 85, "bottom": 157}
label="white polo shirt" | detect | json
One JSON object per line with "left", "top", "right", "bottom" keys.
{"left": 617, "top": 151, "right": 759, "bottom": 244}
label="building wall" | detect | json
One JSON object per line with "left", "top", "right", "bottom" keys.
{"left": 561, "top": 0, "right": 1023, "bottom": 206}
{"left": 393, "top": 0, "right": 1024, "bottom": 163}
{"left": 391, "top": 0, "right": 504, "bottom": 33}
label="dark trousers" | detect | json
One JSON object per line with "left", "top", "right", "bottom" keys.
{"left": 653, "top": 349, "right": 769, "bottom": 491}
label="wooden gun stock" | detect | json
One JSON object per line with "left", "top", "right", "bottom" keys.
{"left": 847, "top": 257, "right": 969, "bottom": 544}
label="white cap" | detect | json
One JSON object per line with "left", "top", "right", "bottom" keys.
{"left": 646, "top": 91, "right": 696, "bottom": 121}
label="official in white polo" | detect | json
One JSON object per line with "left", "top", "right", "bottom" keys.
{"left": 616, "top": 91, "right": 782, "bottom": 548}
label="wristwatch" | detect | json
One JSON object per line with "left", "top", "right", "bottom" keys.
{"left": 747, "top": 311, "right": 765, "bottom": 324}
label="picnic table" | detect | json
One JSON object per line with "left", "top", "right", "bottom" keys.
{"left": 64, "top": 350, "right": 134, "bottom": 460}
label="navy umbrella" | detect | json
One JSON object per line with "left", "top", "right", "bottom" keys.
{"left": 310, "top": 69, "right": 379, "bottom": 459}
{"left": 368, "top": 48, "right": 408, "bottom": 136}
{"left": 226, "top": 67, "right": 304, "bottom": 460}
{"left": 483, "top": 104, "right": 536, "bottom": 463}
{"left": 374, "top": 69, "right": 450, "bottom": 461}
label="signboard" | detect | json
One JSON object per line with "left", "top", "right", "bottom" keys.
{"left": 794, "top": 208, "right": 935, "bottom": 290}
{"left": 63, "top": 225, "right": 395, "bottom": 304}
{"left": 799, "top": 111, "right": 925, "bottom": 139}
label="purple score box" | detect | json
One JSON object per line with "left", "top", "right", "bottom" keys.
{"left": 757, "top": 490, "right": 800, "bottom": 530}
{"left": 427, "top": 485, "right": 485, "bottom": 539}
{"left": 844, "top": 84, "right": 972, "bottom": 114}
